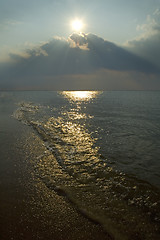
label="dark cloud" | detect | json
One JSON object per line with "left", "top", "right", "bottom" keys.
{"left": 83, "top": 33, "right": 159, "bottom": 73}
{"left": 126, "top": 32, "right": 160, "bottom": 69}
{"left": 126, "top": 13, "right": 160, "bottom": 69}
{"left": 0, "top": 33, "right": 160, "bottom": 90}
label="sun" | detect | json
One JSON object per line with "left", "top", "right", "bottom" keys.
{"left": 71, "top": 19, "right": 83, "bottom": 32}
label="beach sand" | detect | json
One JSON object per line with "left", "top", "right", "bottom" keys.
{"left": 0, "top": 115, "right": 112, "bottom": 240}
{"left": 0, "top": 159, "right": 112, "bottom": 240}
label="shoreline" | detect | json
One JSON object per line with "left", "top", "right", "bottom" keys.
{"left": 0, "top": 117, "right": 112, "bottom": 240}
{"left": 0, "top": 166, "right": 112, "bottom": 240}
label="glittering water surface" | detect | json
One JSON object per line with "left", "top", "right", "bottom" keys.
{"left": 10, "top": 91, "right": 160, "bottom": 239}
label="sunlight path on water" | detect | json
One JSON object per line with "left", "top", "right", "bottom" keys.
{"left": 13, "top": 91, "right": 160, "bottom": 240}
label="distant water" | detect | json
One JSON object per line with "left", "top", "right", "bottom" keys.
{"left": 1, "top": 91, "right": 160, "bottom": 240}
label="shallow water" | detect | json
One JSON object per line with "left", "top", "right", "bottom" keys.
{"left": 1, "top": 91, "right": 160, "bottom": 240}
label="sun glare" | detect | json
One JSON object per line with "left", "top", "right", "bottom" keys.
{"left": 61, "top": 91, "right": 102, "bottom": 102}
{"left": 71, "top": 20, "right": 83, "bottom": 32}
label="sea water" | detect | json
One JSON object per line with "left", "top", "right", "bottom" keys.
{"left": 1, "top": 91, "right": 160, "bottom": 240}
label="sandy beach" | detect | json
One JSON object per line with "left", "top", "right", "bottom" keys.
{"left": 1, "top": 91, "right": 160, "bottom": 240}
{"left": 0, "top": 109, "right": 112, "bottom": 240}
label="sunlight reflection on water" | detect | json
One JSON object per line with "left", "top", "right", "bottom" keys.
{"left": 11, "top": 91, "right": 160, "bottom": 240}
{"left": 61, "top": 91, "right": 102, "bottom": 102}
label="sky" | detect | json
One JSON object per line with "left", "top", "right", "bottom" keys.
{"left": 0, "top": 0, "right": 160, "bottom": 90}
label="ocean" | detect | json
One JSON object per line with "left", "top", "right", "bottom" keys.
{"left": 0, "top": 91, "right": 160, "bottom": 240}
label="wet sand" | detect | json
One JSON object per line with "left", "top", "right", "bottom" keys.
{"left": 1, "top": 91, "right": 160, "bottom": 240}
{"left": 0, "top": 115, "right": 112, "bottom": 240}
{"left": 0, "top": 174, "right": 112, "bottom": 240}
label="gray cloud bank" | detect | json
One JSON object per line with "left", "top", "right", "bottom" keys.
{"left": 0, "top": 33, "right": 160, "bottom": 90}
{"left": 126, "top": 28, "right": 160, "bottom": 70}
{"left": 125, "top": 11, "right": 160, "bottom": 69}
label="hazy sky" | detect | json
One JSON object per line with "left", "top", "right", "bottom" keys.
{"left": 0, "top": 0, "right": 160, "bottom": 90}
